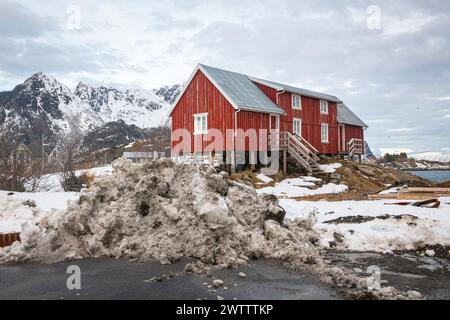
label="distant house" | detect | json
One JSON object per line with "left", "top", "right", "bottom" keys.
{"left": 12, "top": 143, "right": 33, "bottom": 162}
{"left": 169, "top": 64, "right": 367, "bottom": 173}
{"left": 123, "top": 151, "right": 165, "bottom": 163}
{"left": 122, "top": 142, "right": 167, "bottom": 163}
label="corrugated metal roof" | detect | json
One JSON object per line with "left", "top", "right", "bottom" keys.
{"left": 337, "top": 103, "right": 367, "bottom": 128}
{"left": 249, "top": 77, "right": 342, "bottom": 103}
{"left": 170, "top": 64, "right": 352, "bottom": 116}
{"left": 199, "top": 64, "right": 284, "bottom": 114}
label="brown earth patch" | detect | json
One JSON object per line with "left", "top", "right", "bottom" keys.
{"left": 326, "top": 160, "right": 433, "bottom": 194}
{"left": 436, "top": 180, "right": 450, "bottom": 188}
{"left": 295, "top": 191, "right": 369, "bottom": 202}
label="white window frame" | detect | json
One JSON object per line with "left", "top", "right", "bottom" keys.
{"left": 292, "top": 94, "right": 302, "bottom": 110}
{"left": 193, "top": 113, "right": 208, "bottom": 135}
{"left": 321, "top": 123, "right": 329, "bottom": 143}
{"left": 320, "top": 100, "right": 329, "bottom": 115}
{"left": 293, "top": 118, "right": 302, "bottom": 137}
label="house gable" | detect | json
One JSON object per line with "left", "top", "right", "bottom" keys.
{"left": 170, "top": 64, "right": 284, "bottom": 117}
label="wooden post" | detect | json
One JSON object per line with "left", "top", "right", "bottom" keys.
{"left": 230, "top": 150, "right": 236, "bottom": 173}
{"left": 283, "top": 149, "right": 287, "bottom": 174}
{"left": 250, "top": 151, "right": 256, "bottom": 171}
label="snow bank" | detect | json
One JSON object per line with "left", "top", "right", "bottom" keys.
{"left": 0, "top": 197, "right": 35, "bottom": 234}
{"left": 0, "top": 159, "right": 318, "bottom": 268}
{"left": 257, "top": 177, "right": 348, "bottom": 198}
{"left": 0, "top": 191, "right": 78, "bottom": 213}
{"left": 281, "top": 197, "right": 450, "bottom": 252}
{"left": 0, "top": 193, "right": 70, "bottom": 237}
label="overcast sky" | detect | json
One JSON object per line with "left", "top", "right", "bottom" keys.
{"left": 1, "top": 0, "right": 449, "bottom": 158}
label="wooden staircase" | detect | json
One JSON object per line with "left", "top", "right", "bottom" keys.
{"left": 278, "top": 132, "right": 321, "bottom": 175}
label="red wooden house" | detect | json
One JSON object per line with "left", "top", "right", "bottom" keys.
{"left": 170, "top": 64, "right": 367, "bottom": 173}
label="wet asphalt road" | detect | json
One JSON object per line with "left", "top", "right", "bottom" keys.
{"left": 327, "top": 251, "right": 450, "bottom": 300}
{"left": 0, "top": 258, "right": 342, "bottom": 300}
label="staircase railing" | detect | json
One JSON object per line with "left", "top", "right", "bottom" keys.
{"left": 279, "top": 132, "right": 320, "bottom": 174}
{"left": 293, "top": 132, "right": 321, "bottom": 163}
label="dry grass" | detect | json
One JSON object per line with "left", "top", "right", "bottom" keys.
{"left": 332, "top": 160, "right": 433, "bottom": 194}
{"left": 436, "top": 180, "right": 450, "bottom": 188}
{"left": 229, "top": 168, "right": 304, "bottom": 189}
{"left": 78, "top": 172, "right": 97, "bottom": 188}
{"left": 293, "top": 191, "right": 369, "bottom": 202}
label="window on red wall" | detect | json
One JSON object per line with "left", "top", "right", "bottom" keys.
{"left": 293, "top": 118, "right": 302, "bottom": 137}
{"left": 194, "top": 113, "right": 208, "bottom": 135}
{"left": 320, "top": 100, "right": 329, "bottom": 114}
{"left": 292, "top": 94, "right": 301, "bottom": 110}
{"left": 321, "top": 123, "right": 329, "bottom": 143}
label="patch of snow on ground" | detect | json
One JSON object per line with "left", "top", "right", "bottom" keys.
{"left": 379, "top": 187, "right": 401, "bottom": 195}
{"left": 256, "top": 174, "right": 273, "bottom": 184}
{"left": 33, "top": 166, "right": 113, "bottom": 192}
{"left": 257, "top": 177, "right": 348, "bottom": 198}
{"left": 280, "top": 197, "right": 450, "bottom": 252}
{"left": 319, "top": 163, "right": 342, "bottom": 173}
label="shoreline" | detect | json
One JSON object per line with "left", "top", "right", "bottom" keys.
{"left": 402, "top": 169, "right": 450, "bottom": 172}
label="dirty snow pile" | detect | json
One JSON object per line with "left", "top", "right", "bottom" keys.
{"left": 0, "top": 158, "right": 320, "bottom": 268}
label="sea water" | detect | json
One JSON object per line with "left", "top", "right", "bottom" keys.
{"left": 407, "top": 170, "right": 450, "bottom": 183}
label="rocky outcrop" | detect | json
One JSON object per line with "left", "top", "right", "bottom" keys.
{"left": 81, "top": 120, "right": 147, "bottom": 152}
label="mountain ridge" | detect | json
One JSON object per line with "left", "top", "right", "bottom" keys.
{"left": 0, "top": 72, "right": 181, "bottom": 153}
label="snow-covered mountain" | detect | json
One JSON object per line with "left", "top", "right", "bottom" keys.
{"left": 411, "top": 152, "right": 450, "bottom": 163}
{"left": 0, "top": 73, "right": 103, "bottom": 141}
{"left": 0, "top": 72, "right": 181, "bottom": 152}
{"left": 74, "top": 82, "right": 180, "bottom": 129}
{"left": 364, "top": 141, "right": 376, "bottom": 160}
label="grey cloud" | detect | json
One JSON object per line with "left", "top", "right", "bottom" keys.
{"left": 0, "top": 1, "right": 58, "bottom": 38}
{"left": 0, "top": 0, "right": 449, "bottom": 155}
{"left": 147, "top": 12, "right": 202, "bottom": 32}
{"left": 0, "top": 39, "right": 123, "bottom": 73}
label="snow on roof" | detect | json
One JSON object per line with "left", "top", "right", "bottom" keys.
{"left": 200, "top": 64, "right": 285, "bottom": 114}
{"left": 249, "top": 77, "right": 342, "bottom": 103}
{"left": 170, "top": 64, "right": 285, "bottom": 115}
{"left": 337, "top": 103, "right": 367, "bottom": 128}
{"left": 170, "top": 64, "right": 366, "bottom": 123}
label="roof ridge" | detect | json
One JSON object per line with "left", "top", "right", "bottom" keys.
{"left": 199, "top": 64, "right": 340, "bottom": 100}
{"left": 337, "top": 103, "right": 367, "bottom": 128}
